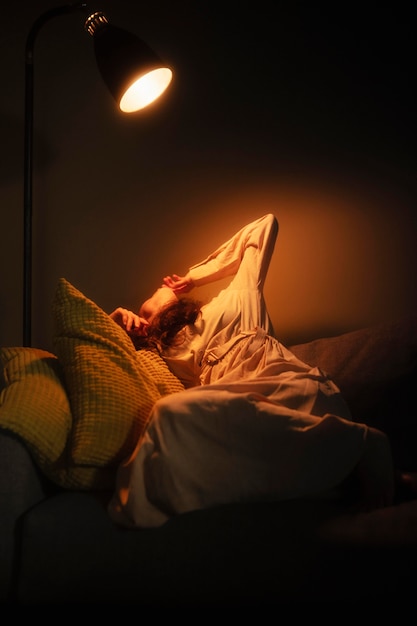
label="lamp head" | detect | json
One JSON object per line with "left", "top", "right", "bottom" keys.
{"left": 85, "top": 12, "right": 172, "bottom": 112}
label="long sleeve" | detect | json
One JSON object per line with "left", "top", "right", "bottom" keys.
{"left": 188, "top": 214, "right": 278, "bottom": 290}
{"left": 161, "top": 214, "right": 278, "bottom": 387}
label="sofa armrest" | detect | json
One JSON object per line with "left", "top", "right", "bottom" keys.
{"left": 0, "top": 429, "right": 51, "bottom": 602}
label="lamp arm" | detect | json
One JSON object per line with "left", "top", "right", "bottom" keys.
{"left": 25, "top": 3, "right": 88, "bottom": 62}
{"left": 23, "top": 2, "right": 88, "bottom": 346}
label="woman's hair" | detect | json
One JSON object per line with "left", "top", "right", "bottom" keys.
{"left": 134, "top": 297, "right": 201, "bottom": 351}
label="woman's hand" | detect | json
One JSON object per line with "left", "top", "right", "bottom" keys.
{"left": 109, "top": 307, "right": 149, "bottom": 336}
{"left": 162, "top": 274, "right": 194, "bottom": 294}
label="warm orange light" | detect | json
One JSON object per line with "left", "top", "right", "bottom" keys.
{"left": 120, "top": 67, "right": 173, "bottom": 112}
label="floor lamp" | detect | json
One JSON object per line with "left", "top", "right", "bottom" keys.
{"left": 23, "top": 2, "right": 173, "bottom": 346}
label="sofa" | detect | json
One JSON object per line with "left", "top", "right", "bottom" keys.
{"left": 1, "top": 279, "right": 417, "bottom": 605}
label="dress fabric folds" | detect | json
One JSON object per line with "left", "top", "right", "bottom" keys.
{"left": 108, "top": 214, "right": 367, "bottom": 528}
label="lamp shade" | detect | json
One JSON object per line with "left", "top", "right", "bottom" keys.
{"left": 85, "top": 12, "right": 172, "bottom": 112}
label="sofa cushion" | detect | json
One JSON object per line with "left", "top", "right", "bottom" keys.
{"left": 52, "top": 278, "right": 184, "bottom": 469}
{"left": 0, "top": 347, "right": 113, "bottom": 489}
{"left": 290, "top": 315, "right": 417, "bottom": 468}
{"left": 0, "top": 347, "right": 70, "bottom": 475}
{"left": 17, "top": 491, "right": 417, "bottom": 604}
{"left": 290, "top": 315, "right": 416, "bottom": 411}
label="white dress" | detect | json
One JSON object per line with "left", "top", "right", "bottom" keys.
{"left": 108, "top": 214, "right": 368, "bottom": 528}
{"left": 161, "top": 212, "right": 278, "bottom": 388}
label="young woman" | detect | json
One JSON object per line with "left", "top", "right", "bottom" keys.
{"left": 108, "top": 214, "right": 395, "bottom": 528}
{"left": 110, "top": 213, "right": 278, "bottom": 386}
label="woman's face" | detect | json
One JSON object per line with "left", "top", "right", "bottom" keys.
{"left": 139, "top": 287, "right": 178, "bottom": 323}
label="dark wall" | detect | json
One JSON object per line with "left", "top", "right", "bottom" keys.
{"left": 1, "top": 1, "right": 415, "bottom": 350}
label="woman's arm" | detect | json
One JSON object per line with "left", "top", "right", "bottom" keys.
{"left": 164, "top": 214, "right": 278, "bottom": 293}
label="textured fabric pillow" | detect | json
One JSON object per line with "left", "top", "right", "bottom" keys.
{"left": 0, "top": 346, "right": 70, "bottom": 473}
{"left": 0, "top": 346, "right": 113, "bottom": 490}
{"left": 52, "top": 278, "right": 184, "bottom": 468}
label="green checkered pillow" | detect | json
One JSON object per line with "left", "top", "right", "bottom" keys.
{"left": 0, "top": 346, "right": 113, "bottom": 489}
{"left": 52, "top": 278, "right": 184, "bottom": 468}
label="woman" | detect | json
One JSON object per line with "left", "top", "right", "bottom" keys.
{"left": 110, "top": 212, "right": 279, "bottom": 389}
{"left": 108, "top": 214, "right": 395, "bottom": 528}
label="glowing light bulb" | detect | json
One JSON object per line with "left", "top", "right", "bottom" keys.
{"left": 120, "top": 68, "right": 173, "bottom": 112}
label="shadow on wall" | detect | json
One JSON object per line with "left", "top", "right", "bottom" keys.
{"left": 120, "top": 172, "right": 417, "bottom": 348}
{"left": 1, "top": 125, "right": 416, "bottom": 351}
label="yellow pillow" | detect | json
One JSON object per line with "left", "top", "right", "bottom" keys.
{"left": 0, "top": 346, "right": 113, "bottom": 490}
{"left": 52, "top": 278, "right": 184, "bottom": 468}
